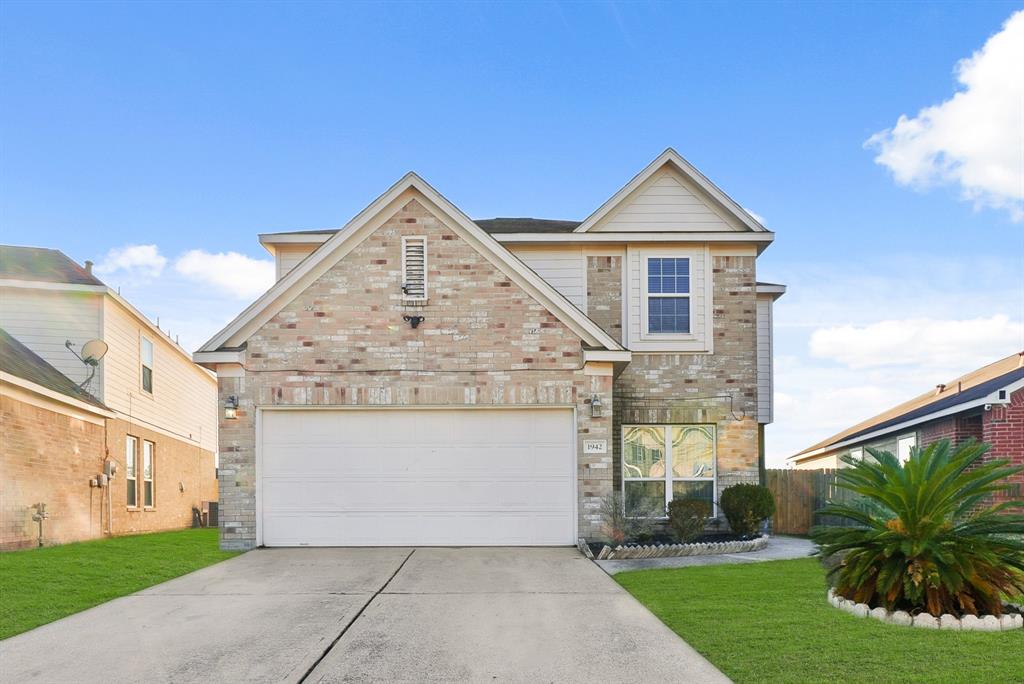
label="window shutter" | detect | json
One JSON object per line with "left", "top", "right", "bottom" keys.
{"left": 402, "top": 237, "right": 427, "bottom": 300}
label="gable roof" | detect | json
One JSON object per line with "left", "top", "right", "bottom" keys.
{"left": 197, "top": 173, "right": 626, "bottom": 355}
{"left": 574, "top": 148, "right": 769, "bottom": 233}
{"left": 0, "top": 327, "right": 110, "bottom": 411}
{"left": 792, "top": 351, "right": 1024, "bottom": 461}
{"left": 0, "top": 245, "right": 105, "bottom": 286}
{"left": 260, "top": 218, "right": 581, "bottom": 244}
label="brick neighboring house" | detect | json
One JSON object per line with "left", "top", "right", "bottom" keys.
{"left": 789, "top": 352, "right": 1024, "bottom": 498}
{"left": 0, "top": 247, "right": 218, "bottom": 549}
{"left": 195, "top": 149, "right": 785, "bottom": 550}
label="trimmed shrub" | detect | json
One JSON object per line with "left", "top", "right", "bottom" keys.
{"left": 813, "top": 439, "right": 1024, "bottom": 617}
{"left": 720, "top": 483, "right": 775, "bottom": 536}
{"left": 667, "top": 498, "right": 710, "bottom": 543}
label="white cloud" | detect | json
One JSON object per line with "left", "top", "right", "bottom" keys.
{"left": 95, "top": 244, "right": 167, "bottom": 281}
{"left": 865, "top": 10, "right": 1024, "bottom": 220}
{"left": 174, "top": 250, "right": 275, "bottom": 300}
{"left": 809, "top": 315, "right": 1023, "bottom": 370}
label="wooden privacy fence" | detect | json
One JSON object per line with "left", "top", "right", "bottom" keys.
{"left": 766, "top": 469, "right": 857, "bottom": 535}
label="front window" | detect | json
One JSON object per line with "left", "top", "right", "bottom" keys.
{"left": 896, "top": 434, "right": 916, "bottom": 464}
{"left": 143, "top": 440, "right": 155, "bottom": 507}
{"left": 645, "top": 257, "right": 690, "bottom": 334}
{"left": 141, "top": 337, "right": 154, "bottom": 393}
{"left": 623, "top": 424, "right": 715, "bottom": 515}
{"left": 126, "top": 436, "right": 138, "bottom": 507}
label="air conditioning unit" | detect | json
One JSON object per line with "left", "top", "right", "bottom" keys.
{"left": 202, "top": 501, "right": 219, "bottom": 528}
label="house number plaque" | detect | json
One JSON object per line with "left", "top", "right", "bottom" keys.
{"left": 583, "top": 440, "right": 607, "bottom": 454}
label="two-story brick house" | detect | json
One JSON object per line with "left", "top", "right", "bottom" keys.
{"left": 195, "top": 149, "right": 784, "bottom": 549}
{"left": 0, "top": 246, "right": 218, "bottom": 548}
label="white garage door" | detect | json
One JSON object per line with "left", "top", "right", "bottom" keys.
{"left": 259, "top": 408, "right": 576, "bottom": 546}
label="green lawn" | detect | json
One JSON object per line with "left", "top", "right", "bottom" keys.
{"left": 0, "top": 529, "right": 239, "bottom": 640}
{"left": 616, "top": 558, "right": 1024, "bottom": 684}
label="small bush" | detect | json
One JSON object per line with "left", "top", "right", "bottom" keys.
{"left": 599, "top": 492, "right": 661, "bottom": 545}
{"left": 720, "top": 483, "right": 774, "bottom": 536}
{"left": 667, "top": 498, "right": 710, "bottom": 543}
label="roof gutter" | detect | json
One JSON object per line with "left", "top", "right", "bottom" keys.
{"left": 790, "top": 376, "right": 1024, "bottom": 462}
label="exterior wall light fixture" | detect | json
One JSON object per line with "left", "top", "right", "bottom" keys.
{"left": 590, "top": 394, "right": 603, "bottom": 418}
{"left": 224, "top": 395, "right": 239, "bottom": 420}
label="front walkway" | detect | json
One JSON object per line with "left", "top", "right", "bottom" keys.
{"left": 596, "top": 535, "right": 815, "bottom": 575}
{"left": 0, "top": 547, "right": 728, "bottom": 683}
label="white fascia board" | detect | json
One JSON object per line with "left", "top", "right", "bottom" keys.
{"left": 193, "top": 349, "right": 245, "bottom": 366}
{"left": 574, "top": 148, "right": 769, "bottom": 234}
{"left": 0, "top": 279, "right": 106, "bottom": 294}
{"left": 582, "top": 350, "right": 632, "bottom": 363}
{"left": 756, "top": 283, "right": 787, "bottom": 299}
{"left": 0, "top": 371, "right": 116, "bottom": 419}
{"left": 199, "top": 173, "right": 626, "bottom": 353}
{"left": 495, "top": 232, "right": 775, "bottom": 245}
{"left": 790, "top": 376, "right": 1024, "bottom": 461}
{"left": 258, "top": 232, "right": 334, "bottom": 255}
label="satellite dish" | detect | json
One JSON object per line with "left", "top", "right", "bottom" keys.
{"left": 81, "top": 339, "right": 109, "bottom": 365}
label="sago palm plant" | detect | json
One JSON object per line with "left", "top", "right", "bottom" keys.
{"left": 812, "top": 439, "right": 1024, "bottom": 617}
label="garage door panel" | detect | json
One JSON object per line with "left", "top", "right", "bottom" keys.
{"left": 260, "top": 409, "right": 575, "bottom": 546}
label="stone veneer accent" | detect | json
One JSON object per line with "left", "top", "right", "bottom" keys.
{"left": 585, "top": 255, "right": 622, "bottom": 344}
{"left": 218, "top": 198, "right": 614, "bottom": 550}
{"left": 593, "top": 255, "right": 761, "bottom": 507}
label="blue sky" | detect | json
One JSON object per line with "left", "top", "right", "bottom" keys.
{"left": 2, "top": 1, "right": 1022, "bottom": 465}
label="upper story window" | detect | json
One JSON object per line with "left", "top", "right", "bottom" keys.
{"left": 402, "top": 236, "right": 427, "bottom": 301}
{"left": 141, "top": 337, "right": 154, "bottom": 393}
{"left": 645, "top": 257, "right": 690, "bottom": 334}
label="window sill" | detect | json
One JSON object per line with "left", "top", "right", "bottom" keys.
{"left": 126, "top": 506, "right": 139, "bottom": 512}
{"left": 143, "top": 506, "right": 155, "bottom": 512}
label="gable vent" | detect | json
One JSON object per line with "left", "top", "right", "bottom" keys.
{"left": 402, "top": 236, "right": 427, "bottom": 300}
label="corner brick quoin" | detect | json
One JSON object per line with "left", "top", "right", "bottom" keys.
{"left": 216, "top": 200, "right": 762, "bottom": 550}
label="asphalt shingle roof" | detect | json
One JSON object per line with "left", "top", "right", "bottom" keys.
{"left": 261, "top": 218, "right": 582, "bottom": 239}
{"left": 0, "top": 245, "right": 104, "bottom": 286}
{"left": 0, "top": 327, "right": 109, "bottom": 410}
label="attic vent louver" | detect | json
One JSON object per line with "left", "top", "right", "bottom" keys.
{"left": 402, "top": 236, "right": 427, "bottom": 300}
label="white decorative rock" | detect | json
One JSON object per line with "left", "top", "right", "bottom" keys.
{"left": 999, "top": 615, "right": 1016, "bottom": 631}
{"left": 852, "top": 603, "right": 870, "bottom": 618}
{"left": 870, "top": 607, "right": 889, "bottom": 621}
{"left": 939, "top": 614, "right": 961, "bottom": 630}
{"left": 960, "top": 615, "right": 981, "bottom": 630}
{"left": 827, "top": 588, "right": 836, "bottom": 601}
{"left": 977, "top": 615, "right": 1001, "bottom": 632}
{"left": 913, "top": 613, "right": 940, "bottom": 629}
{"left": 889, "top": 610, "right": 913, "bottom": 626}
{"left": 1010, "top": 614, "right": 1024, "bottom": 629}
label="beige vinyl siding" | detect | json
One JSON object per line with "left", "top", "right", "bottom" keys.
{"left": 101, "top": 297, "right": 217, "bottom": 452}
{"left": 756, "top": 296, "right": 773, "bottom": 424}
{"left": 0, "top": 287, "right": 103, "bottom": 392}
{"left": 507, "top": 245, "right": 586, "bottom": 310}
{"left": 591, "top": 168, "right": 744, "bottom": 232}
{"left": 624, "top": 246, "right": 710, "bottom": 352}
{"left": 275, "top": 245, "right": 319, "bottom": 281}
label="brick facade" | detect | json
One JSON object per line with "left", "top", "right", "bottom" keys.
{"left": 1, "top": 394, "right": 106, "bottom": 549}
{"left": 585, "top": 255, "right": 622, "bottom": 344}
{"left": 1, "top": 393, "right": 218, "bottom": 550}
{"left": 218, "top": 198, "right": 614, "bottom": 550}
{"left": 983, "top": 387, "right": 1024, "bottom": 500}
{"left": 599, "top": 254, "right": 761, "bottom": 504}
{"left": 918, "top": 414, "right": 984, "bottom": 447}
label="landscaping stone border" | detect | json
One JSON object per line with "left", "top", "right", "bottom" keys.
{"left": 826, "top": 589, "right": 1024, "bottom": 631}
{"left": 582, "top": 534, "right": 769, "bottom": 561}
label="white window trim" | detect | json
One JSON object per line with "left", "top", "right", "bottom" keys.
{"left": 896, "top": 434, "right": 916, "bottom": 465}
{"left": 401, "top": 235, "right": 427, "bottom": 301}
{"left": 143, "top": 440, "right": 155, "bottom": 508}
{"left": 140, "top": 336, "right": 154, "bottom": 395}
{"left": 622, "top": 424, "right": 718, "bottom": 517}
{"left": 625, "top": 245, "right": 712, "bottom": 353}
{"left": 640, "top": 255, "right": 694, "bottom": 339}
{"left": 126, "top": 435, "right": 138, "bottom": 508}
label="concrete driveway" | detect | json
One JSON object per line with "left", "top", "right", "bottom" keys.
{"left": 0, "top": 547, "right": 727, "bottom": 683}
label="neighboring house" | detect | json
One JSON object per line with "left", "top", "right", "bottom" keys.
{"left": 789, "top": 352, "right": 1024, "bottom": 498}
{"left": 0, "top": 246, "right": 218, "bottom": 549}
{"left": 195, "top": 148, "right": 785, "bottom": 549}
